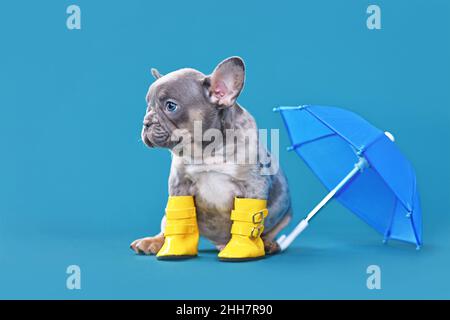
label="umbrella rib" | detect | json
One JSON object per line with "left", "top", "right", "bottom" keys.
{"left": 409, "top": 173, "right": 422, "bottom": 247}
{"left": 383, "top": 198, "right": 398, "bottom": 242}
{"left": 410, "top": 214, "right": 422, "bottom": 248}
{"left": 360, "top": 131, "right": 387, "bottom": 151}
{"left": 368, "top": 164, "right": 413, "bottom": 214}
{"left": 360, "top": 163, "right": 419, "bottom": 246}
{"left": 288, "top": 133, "right": 337, "bottom": 151}
{"left": 303, "top": 107, "right": 384, "bottom": 153}
{"left": 303, "top": 107, "right": 362, "bottom": 151}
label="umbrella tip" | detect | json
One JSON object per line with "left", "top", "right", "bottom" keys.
{"left": 384, "top": 131, "right": 395, "bottom": 142}
{"left": 273, "top": 107, "right": 280, "bottom": 112}
{"left": 416, "top": 245, "right": 421, "bottom": 251}
{"left": 287, "top": 145, "right": 295, "bottom": 151}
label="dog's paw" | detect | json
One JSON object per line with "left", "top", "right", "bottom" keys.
{"left": 130, "top": 234, "right": 165, "bottom": 255}
{"left": 263, "top": 239, "right": 281, "bottom": 255}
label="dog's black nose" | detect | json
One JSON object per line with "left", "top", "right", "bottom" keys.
{"left": 143, "top": 119, "right": 151, "bottom": 128}
{"left": 143, "top": 111, "right": 156, "bottom": 129}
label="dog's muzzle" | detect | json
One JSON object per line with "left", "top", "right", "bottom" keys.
{"left": 141, "top": 125, "right": 154, "bottom": 148}
{"left": 141, "top": 111, "right": 172, "bottom": 148}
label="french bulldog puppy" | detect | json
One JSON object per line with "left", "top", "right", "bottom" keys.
{"left": 130, "top": 57, "right": 291, "bottom": 255}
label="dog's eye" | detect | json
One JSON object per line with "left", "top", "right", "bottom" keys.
{"left": 165, "top": 101, "right": 178, "bottom": 112}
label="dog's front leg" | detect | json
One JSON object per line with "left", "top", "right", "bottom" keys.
{"left": 130, "top": 163, "right": 193, "bottom": 256}
{"left": 130, "top": 230, "right": 165, "bottom": 255}
{"left": 130, "top": 215, "right": 166, "bottom": 255}
{"left": 152, "top": 165, "right": 199, "bottom": 260}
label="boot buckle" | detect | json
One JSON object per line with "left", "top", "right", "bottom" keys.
{"left": 252, "top": 211, "right": 265, "bottom": 224}
{"left": 250, "top": 225, "right": 264, "bottom": 238}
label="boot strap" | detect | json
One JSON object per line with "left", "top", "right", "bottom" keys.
{"left": 231, "top": 223, "right": 265, "bottom": 238}
{"left": 165, "top": 207, "right": 196, "bottom": 219}
{"left": 231, "top": 209, "right": 268, "bottom": 223}
{"left": 164, "top": 224, "right": 197, "bottom": 235}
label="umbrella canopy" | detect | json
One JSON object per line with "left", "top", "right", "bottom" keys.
{"left": 275, "top": 105, "right": 422, "bottom": 248}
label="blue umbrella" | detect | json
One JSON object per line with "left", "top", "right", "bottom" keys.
{"left": 274, "top": 105, "right": 422, "bottom": 250}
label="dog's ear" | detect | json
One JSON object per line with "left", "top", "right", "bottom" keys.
{"left": 205, "top": 57, "right": 245, "bottom": 108}
{"left": 151, "top": 68, "right": 163, "bottom": 80}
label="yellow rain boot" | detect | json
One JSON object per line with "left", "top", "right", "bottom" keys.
{"left": 157, "top": 196, "right": 199, "bottom": 260}
{"left": 218, "top": 197, "right": 268, "bottom": 262}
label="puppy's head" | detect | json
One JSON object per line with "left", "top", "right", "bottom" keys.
{"left": 141, "top": 57, "right": 245, "bottom": 149}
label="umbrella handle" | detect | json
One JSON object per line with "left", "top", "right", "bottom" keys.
{"left": 277, "top": 219, "right": 309, "bottom": 251}
{"left": 276, "top": 157, "right": 368, "bottom": 252}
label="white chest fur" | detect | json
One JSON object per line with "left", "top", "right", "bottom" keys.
{"left": 184, "top": 163, "right": 243, "bottom": 210}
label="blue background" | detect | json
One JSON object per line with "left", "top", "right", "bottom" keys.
{"left": 1, "top": 0, "right": 449, "bottom": 299}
